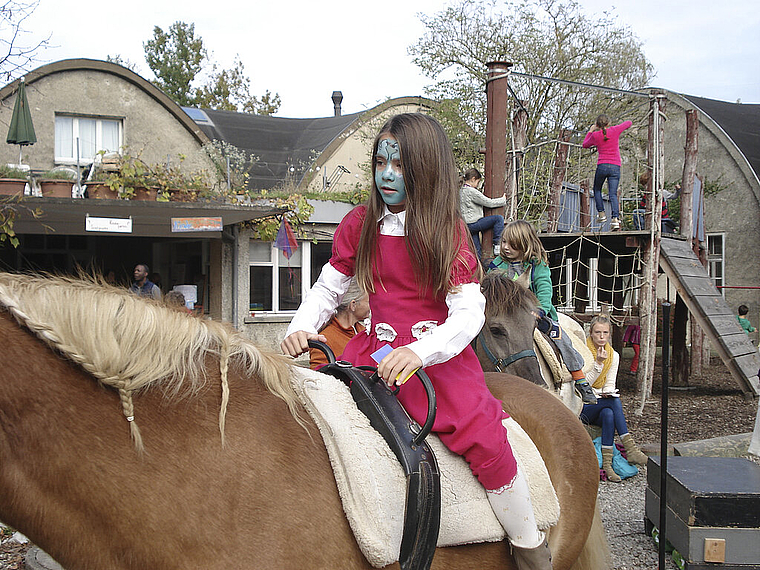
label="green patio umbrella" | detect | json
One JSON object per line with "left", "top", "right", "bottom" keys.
{"left": 6, "top": 76, "right": 36, "bottom": 164}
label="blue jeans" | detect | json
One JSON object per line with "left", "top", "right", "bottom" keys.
{"left": 593, "top": 163, "right": 620, "bottom": 218}
{"left": 548, "top": 321, "right": 586, "bottom": 372}
{"left": 580, "top": 397, "right": 629, "bottom": 447}
{"left": 467, "top": 215, "right": 504, "bottom": 257}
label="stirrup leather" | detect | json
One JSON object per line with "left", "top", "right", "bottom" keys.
{"left": 311, "top": 341, "right": 441, "bottom": 570}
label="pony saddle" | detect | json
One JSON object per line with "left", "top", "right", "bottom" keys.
{"left": 290, "top": 365, "right": 560, "bottom": 568}
{"left": 310, "top": 341, "right": 440, "bottom": 570}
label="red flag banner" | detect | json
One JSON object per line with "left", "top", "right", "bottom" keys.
{"left": 274, "top": 218, "right": 298, "bottom": 259}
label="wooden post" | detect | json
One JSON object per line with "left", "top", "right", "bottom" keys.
{"left": 579, "top": 179, "right": 590, "bottom": 229}
{"left": 672, "top": 294, "right": 690, "bottom": 385}
{"left": 484, "top": 61, "right": 511, "bottom": 258}
{"left": 547, "top": 128, "right": 572, "bottom": 232}
{"left": 681, "top": 109, "right": 698, "bottom": 242}
{"left": 671, "top": 110, "right": 697, "bottom": 386}
{"left": 636, "top": 93, "right": 666, "bottom": 414}
{"left": 682, "top": 110, "right": 705, "bottom": 376}
{"left": 505, "top": 100, "right": 528, "bottom": 222}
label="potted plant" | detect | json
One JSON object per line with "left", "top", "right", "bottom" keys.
{"left": 0, "top": 165, "right": 29, "bottom": 196}
{"left": 36, "top": 168, "right": 77, "bottom": 198}
{"left": 107, "top": 152, "right": 155, "bottom": 200}
{"left": 151, "top": 156, "right": 211, "bottom": 202}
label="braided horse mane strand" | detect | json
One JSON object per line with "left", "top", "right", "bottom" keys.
{"left": 0, "top": 272, "right": 298, "bottom": 453}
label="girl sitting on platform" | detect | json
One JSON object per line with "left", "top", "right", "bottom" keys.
{"left": 582, "top": 314, "right": 648, "bottom": 482}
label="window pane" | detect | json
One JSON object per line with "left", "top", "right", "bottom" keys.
{"left": 78, "top": 118, "right": 97, "bottom": 160}
{"left": 310, "top": 242, "right": 332, "bottom": 286}
{"left": 55, "top": 116, "right": 73, "bottom": 159}
{"left": 249, "top": 241, "right": 272, "bottom": 263}
{"left": 250, "top": 266, "right": 272, "bottom": 312}
{"left": 277, "top": 245, "right": 302, "bottom": 266}
{"left": 101, "top": 120, "right": 120, "bottom": 153}
{"left": 708, "top": 235, "right": 722, "bottom": 256}
{"left": 278, "top": 266, "right": 302, "bottom": 310}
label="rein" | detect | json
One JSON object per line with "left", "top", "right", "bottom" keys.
{"left": 477, "top": 330, "right": 537, "bottom": 373}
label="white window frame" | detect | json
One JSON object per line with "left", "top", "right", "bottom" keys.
{"left": 249, "top": 240, "right": 311, "bottom": 315}
{"left": 707, "top": 233, "right": 726, "bottom": 297}
{"left": 54, "top": 114, "right": 123, "bottom": 165}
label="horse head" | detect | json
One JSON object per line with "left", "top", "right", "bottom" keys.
{"left": 477, "top": 271, "right": 546, "bottom": 386}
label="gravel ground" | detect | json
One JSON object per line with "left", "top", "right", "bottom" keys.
{"left": 598, "top": 465, "right": 678, "bottom": 570}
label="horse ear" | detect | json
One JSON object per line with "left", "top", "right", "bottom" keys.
{"left": 515, "top": 271, "right": 530, "bottom": 290}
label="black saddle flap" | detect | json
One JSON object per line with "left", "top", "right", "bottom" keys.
{"left": 319, "top": 361, "right": 440, "bottom": 570}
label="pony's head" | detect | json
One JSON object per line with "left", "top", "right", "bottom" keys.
{"left": 477, "top": 271, "right": 545, "bottom": 385}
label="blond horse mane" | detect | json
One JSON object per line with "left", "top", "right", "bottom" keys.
{"left": 0, "top": 272, "right": 301, "bottom": 453}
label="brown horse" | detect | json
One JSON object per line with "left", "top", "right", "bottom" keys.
{"left": 0, "top": 273, "right": 608, "bottom": 570}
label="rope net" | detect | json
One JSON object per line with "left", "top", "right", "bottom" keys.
{"left": 499, "top": 77, "right": 666, "bottom": 325}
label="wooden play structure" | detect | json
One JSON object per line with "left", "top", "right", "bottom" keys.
{"left": 480, "top": 62, "right": 760, "bottom": 404}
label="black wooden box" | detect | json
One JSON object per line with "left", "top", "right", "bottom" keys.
{"left": 645, "top": 456, "right": 760, "bottom": 569}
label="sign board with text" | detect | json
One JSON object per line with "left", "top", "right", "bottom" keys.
{"left": 171, "top": 217, "right": 223, "bottom": 232}
{"left": 85, "top": 216, "right": 132, "bottom": 233}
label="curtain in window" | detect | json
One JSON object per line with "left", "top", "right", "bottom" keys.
{"left": 79, "top": 118, "right": 97, "bottom": 160}
{"left": 101, "top": 120, "right": 120, "bottom": 153}
{"left": 55, "top": 116, "right": 73, "bottom": 159}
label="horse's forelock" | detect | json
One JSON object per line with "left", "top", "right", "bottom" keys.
{"left": 481, "top": 271, "right": 537, "bottom": 318}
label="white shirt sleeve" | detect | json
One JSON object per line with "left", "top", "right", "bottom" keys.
{"left": 284, "top": 263, "right": 352, "bottom": 337}
{"left": 405, "top": 282, "right": 485, "bottom": 367}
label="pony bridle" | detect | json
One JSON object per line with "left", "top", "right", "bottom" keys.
{"left": 477, "top": 330, "right": 537, "bottom": 373}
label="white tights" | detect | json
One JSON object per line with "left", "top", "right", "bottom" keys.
{"left": 486, "top": 464, "right": 545, "bottom": 549}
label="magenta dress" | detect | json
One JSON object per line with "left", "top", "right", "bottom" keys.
{"left": 333, "top": 207, "right": 517, "bottom": 490}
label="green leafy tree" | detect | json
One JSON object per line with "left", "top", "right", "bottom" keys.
{"left": 143, "top": 21, "right": 280, "bottom": 114}
{"left": 410, "top": 0, "right": 654, "bottom": 155}
{"left": 106, "top": 54, "right": 140, "bottom": 73}
{"left": 144, "top": 21, "right": 206, "bottom": 106}
{"left": 194, "top": 56, "right": 281, "bottom": 115}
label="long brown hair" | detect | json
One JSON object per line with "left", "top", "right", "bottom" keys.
{"left": 596, "top": 114, "right": 610, "bottom": 141}
{"left": 355, "top": 113, "right": 478, "bottom": 299}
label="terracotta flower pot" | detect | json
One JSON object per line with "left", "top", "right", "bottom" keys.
{"left": 0, "top": 178, "right": 27, "bottom": 197}
{"left": 132, "top": 186, "right": 158, "bottom": 201}
{"left": 86, "top": 182, "right": 118, "bottom": 199}
{"left": 167, "top": 188, "right": 199, "bottom": 202}
{"left": 39, "top": 179, "right": 75, "bottom": 198}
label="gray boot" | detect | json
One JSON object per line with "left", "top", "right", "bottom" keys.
{"left": 512, "top": 538, "right": 552, "bottom": 570}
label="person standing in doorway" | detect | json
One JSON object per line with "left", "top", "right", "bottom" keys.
{"left": 130, "top": 264, "right": 161, "bottom": 300}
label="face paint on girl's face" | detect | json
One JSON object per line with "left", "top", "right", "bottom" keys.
{"left": 374, "top": 137, "right": 406, "bottom": 210}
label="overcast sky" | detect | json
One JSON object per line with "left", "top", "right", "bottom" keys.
{"left": 19, "top": 0, "right": 760, "bottom": 118}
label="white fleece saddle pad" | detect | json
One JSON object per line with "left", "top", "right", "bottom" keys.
{"left": 290, "top": 367, "right": 560, "bottom": 569}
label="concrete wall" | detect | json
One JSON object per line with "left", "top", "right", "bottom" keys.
{"left": 662, "top": 93, "right": 760, "bottom": 323}
{"left": 0, "top": 64, "right": 212, "bottom": 174}
{"left": 302, "top": 99, "right": 435, "bottom": 194}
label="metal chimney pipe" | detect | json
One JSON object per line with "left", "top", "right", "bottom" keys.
{"left": 332, "top": 91, "right": 343, "bottom": 117}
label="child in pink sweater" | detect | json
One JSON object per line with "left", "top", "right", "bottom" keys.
{"left": 583, "top": 114, "right": 632, "bottom": 231}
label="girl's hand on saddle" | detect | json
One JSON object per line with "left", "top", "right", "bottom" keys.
{"left": 595, "top": 345, "right": 607, "bottom": 365}
{"left": 280, "top": 331, "right": 327, "bottom": 358}
{"left": 378, "top": 347, "right": 422, "bottom": 388}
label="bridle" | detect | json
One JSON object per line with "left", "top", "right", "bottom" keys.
{"left": 477, "top": 329, "right": 537, "bottom": 373}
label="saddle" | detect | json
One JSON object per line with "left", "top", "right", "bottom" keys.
{"left": 309, "top": 341, "right": 441, "bottom": 570}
